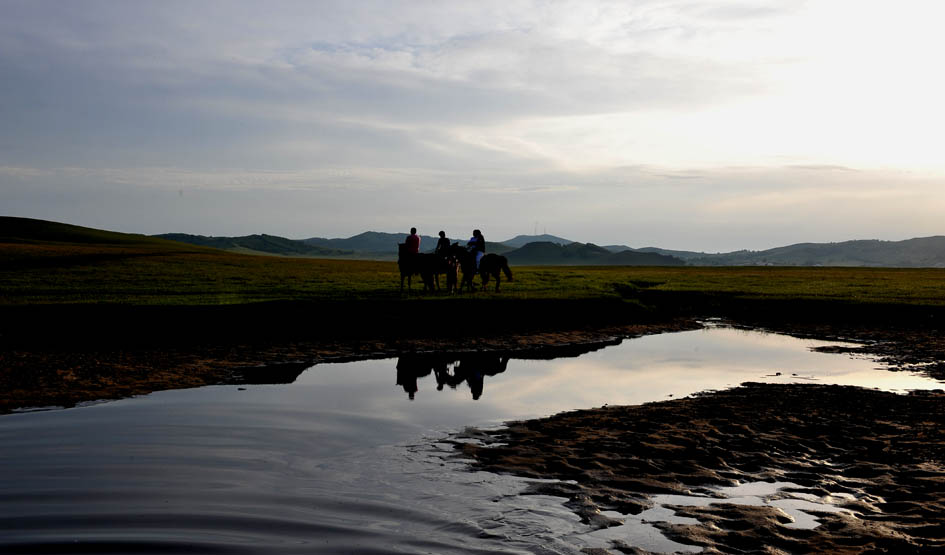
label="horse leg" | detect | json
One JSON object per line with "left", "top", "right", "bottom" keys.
{"left": 424, "top": 271, "right": 434, "bottom": 292}
{"left": 495, "top": 271, "right": 501, "bottom": 292}
{"left": 448, "top": 264, "right": 457, "bottom": 294}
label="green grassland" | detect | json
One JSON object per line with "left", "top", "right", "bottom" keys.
{"left": 3, "top": 217, "right": 945, "bottom": 309}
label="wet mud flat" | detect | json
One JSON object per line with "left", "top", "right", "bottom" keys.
{"left": 459, "top": 383, "right": 945, "bottom": 553}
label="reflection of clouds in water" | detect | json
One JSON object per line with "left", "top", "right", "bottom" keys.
{"left": 472, "top": 328, "right": 942, "bottom": 416}
{"left": 290, "top": 328, "right": 942, "bottom": 426}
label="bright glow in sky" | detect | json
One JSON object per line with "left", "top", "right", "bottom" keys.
{"left": 1, "top": 0, "right": 943, "bottom": 250}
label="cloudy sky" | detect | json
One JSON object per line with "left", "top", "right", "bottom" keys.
{"left": 1, "top": 0, "right": 943, "bottom": 251}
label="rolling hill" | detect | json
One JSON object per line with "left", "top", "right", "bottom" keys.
{"left": 302, "top": 231, "right": 440, "bottom": 259}
{"left": 2, "top": 217, "right": 164, "bottom": 246}
{"left": 638, "top": 237, "right": 945, "bottom": 268}
{"left": 304, "top": 231, "right": 515, "bottom": 257}
{"left": 156, "top": 233, "right": 351, "bottom": 257}
{"left": 504, "top": 241, "right": 685, "bottom": 266}
{"left": 501, "top": 234, "right": 573, "bottom": 248}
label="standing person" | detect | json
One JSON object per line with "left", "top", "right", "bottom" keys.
{"left": 405, "top": 227, "right": 420, "bottom": 255}
{"left": 467, "top": 229, "right": 485, "bottom": 269}
{"left": 434, "top": 230, "right": 451, "bottom": 256}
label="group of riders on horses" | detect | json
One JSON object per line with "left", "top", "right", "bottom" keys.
{"left": 399, "top": 227, "right": 512, "bottom": 293}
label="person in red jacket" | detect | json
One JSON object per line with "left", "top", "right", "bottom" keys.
{"left": 405, "top": 227, "right": 420, "bottom": 255}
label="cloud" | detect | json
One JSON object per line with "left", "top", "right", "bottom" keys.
{"left": 1, "top": 1, "right": 943, "bottom": 251}
{"left": 0, "top": 0, "right": 784, "bottom": 168}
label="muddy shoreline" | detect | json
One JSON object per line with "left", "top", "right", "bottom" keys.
{"left": 459, "top": 383, "right": 945, "bottom": 553}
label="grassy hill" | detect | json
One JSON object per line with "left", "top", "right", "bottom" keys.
{"left": 157, "top": 233, "right": 350, "bottom": 257}
{"left": 639, "top": 237, "right": 945, "bottom": 267}
{"left": 501, "top": 234, "right": 573, "bottom": 248}
{"left": 506, "top": 241, "right": 685, "bottom": 266}
{"left": 1, "top": 217, "right": 398, "bottom": 304}
{"left": 304, "top": 231, "right": 515, "bottom": 258}
{"left": 158, "top": 230, "right": 515, "bottom": 260}
{"left": 303, "top": 231, "right": 438, "bottom": 259}
{"left": 696, "top": 237, "right": 945, "bottom": 267}
{"left": 1, "top": 216, "right": 166, "bottom": 246}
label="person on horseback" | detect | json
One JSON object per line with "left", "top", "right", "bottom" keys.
{"left": 434, "top": 230, "right": 450, "bottom": 256}
{"left": 467, "top": 229, "right": 485, "bottom": 269}
{"left": 405, "top": 227, "right": 420, "bottom": 255}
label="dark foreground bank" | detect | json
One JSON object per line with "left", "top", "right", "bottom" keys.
{"left": 0, "top": 300, "right": 697, "bottom": 412}
{"left": 4, "top": 295, "right": 945, "bottom": 412}
{"left": 459, "top": 383, "right": 945, "bottom": 553}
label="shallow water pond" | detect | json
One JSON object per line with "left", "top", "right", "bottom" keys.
{"left": 1, "top": 327, "right": 941, "bottom": 553}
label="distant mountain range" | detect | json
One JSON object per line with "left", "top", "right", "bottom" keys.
{"left": 6, "top": 217, "right": 941, "bottom": 267}
{"left": 156, "top": 233, "right": 353, "bottom": 257}
{"left": 153, "top": 229, "right": 945, "bottom": 267}
{"left": 633, "top": 237, "right": 945, "bottom": 268}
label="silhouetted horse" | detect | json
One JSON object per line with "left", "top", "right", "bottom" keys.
{"left": 448, "top": 243, "right": 513, "bottom": 292}
{"left": 398, "top": 243, "right": 436, "bottom": 294}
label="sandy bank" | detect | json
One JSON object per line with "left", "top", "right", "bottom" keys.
{"left": 459, "top": 383, "right": 945, "bottom": 553}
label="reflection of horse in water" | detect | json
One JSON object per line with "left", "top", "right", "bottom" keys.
{"left": 395, "top": 353, "right": 510, "bottom": 400}
{"left": 450, "top": 354, "right": 510, "bottom": 400}
{"left": 447, "top": 243, "right": 513, "bottom": 293}
{"left": 398, "top": 243, "right": 437, "bottom": 294}
{"left": 396, "top": 355, "right": 433, "bottom": 400}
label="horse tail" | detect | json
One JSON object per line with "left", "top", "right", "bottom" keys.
{"left": 501, "top": 257, "right": 513, "bottom": 281}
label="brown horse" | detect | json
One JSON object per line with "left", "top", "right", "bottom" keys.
{"left": 449, "top": 243, "right": 513, "bottom": 292}
{"left": 398, "top": 243, "right": 436, "bottom": 293}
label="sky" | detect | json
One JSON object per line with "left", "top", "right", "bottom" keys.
{"left": 1, "top": 0, "right": 943, "bottom": 252}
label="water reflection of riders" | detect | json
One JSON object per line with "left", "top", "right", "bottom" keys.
{"left": 396, "top": 354, "right": 432, "bottom": 400}
{"left": 395, "top": 354, "right": 509, "bottom": 400}
{"left": 454, "top": 354, "right": 508, "bottom": 400}
{"left": 467, "top": 229, "right": 485, "bottom": 269}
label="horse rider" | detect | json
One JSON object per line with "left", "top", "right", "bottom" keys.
{"left": 405, "top": 227, "right": 421, "bottom": 257}
{"left": 435, "top": 230, "right": 451, "bottom": 257}
{"left": 467, "top": 229, "right": 486, "bottom": 269}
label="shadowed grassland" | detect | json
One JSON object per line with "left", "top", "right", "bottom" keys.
{"left": 3, "top": 227, "right": 945, "bottom": 307}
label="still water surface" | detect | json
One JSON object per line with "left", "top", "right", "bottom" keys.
{"left": 1, "top": 327, "right": 941, "bottom": 553}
